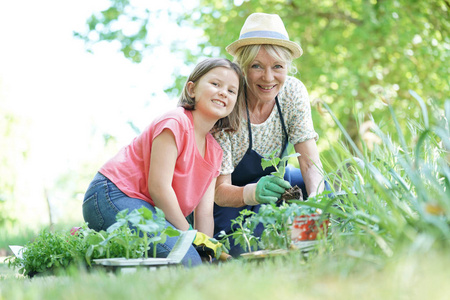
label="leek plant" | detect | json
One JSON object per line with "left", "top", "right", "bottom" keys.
{"left": 310, "top": 91, "right": 449, "bottom": 259}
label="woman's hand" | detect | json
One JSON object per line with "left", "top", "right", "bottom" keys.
{"left": 243, "top": 175, "right": 291, "bottom": 205}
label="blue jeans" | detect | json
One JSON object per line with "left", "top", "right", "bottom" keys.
{"left": 82, "top": 172, "right": 201, "bottom": 267}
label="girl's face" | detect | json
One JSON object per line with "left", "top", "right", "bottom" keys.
{"left": 188, "top": 67, "right": 239, "bottom": 121}
{"left": 246, "top": 47, "right": 288, "bottom": 104}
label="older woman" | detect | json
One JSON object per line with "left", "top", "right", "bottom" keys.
{"left": 213, "top": 13, "right": 326, "bottom": 256}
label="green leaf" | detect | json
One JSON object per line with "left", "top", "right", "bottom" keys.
{"left": 136, "top": 222, "right": 160, "bottom": 233}
{"left": 163, "top": 227, "right": 181, "bottom": 237}
{"left": 107, "top": 219, "right": 127, "bottom": 233}
{"left": 148, "top": 236, "right": 162, "bottom": 244}
{"left": 138, "top": 206, "right": 154, "bottom": 221}
{"left": 261, "top": 159, "right": 273, "bottom": 170}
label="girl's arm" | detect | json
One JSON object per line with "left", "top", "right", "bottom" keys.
{"left": 148, "top": 129, "right": 190, "bottom": 231}
{"left": 193, "top": 177, "right": 216, "bottom": 237}
{"left": 294, "top": 139, "right": 325, "bottom": 197}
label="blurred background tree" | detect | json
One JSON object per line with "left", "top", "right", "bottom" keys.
{"left": 0, "top": 80, "right": 31, "bottom": 229}
{"left": 75, "top": 0, "right": 449, "bottom": 161}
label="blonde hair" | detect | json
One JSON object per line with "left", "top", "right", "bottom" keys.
{"left": 178, "top": 58, "right": 245, "bottom": 132}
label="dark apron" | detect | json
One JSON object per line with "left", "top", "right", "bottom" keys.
{"left": 214, "top": 96, "right": 306, "bottom": 256}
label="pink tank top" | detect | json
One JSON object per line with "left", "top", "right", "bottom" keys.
{"left": 100, "top": 107, "right": 222, "bottom": 216}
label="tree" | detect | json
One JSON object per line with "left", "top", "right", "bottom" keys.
{"left": 75, "top": 0, "right": 450, "bottom": 161}
{"left": 0, "top": 80, "right": 30, "bottom": 226}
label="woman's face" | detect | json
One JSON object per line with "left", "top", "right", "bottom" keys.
{"left": 245, "top": 47, "right": 288, "bottom": 104}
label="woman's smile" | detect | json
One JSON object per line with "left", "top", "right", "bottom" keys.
{"left": 246, "top": 47, "right": 287, "bottom": 103}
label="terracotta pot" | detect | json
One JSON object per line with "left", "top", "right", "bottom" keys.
{"left": 291, "top": 213, "right": 330, "bottom": 241}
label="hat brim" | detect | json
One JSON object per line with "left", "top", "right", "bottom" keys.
{"left": 226, "top": 37, "right": 303, "bottom": 59}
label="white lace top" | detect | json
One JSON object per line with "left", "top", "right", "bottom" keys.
{"left": 213, "top": 76, "right": 318, "bottom": 175}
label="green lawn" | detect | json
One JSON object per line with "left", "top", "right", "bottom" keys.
{"left": 1, "top": 249, "right": 449, "bottom": 300}
{"left": 1, "top": 95, "right": 448, "bottom": 300}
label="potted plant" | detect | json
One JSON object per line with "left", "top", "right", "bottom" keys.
{"left": 219, "top": 151, "right": 330, "bottom": 259}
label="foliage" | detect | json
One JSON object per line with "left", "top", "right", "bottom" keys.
{"left": 75, "top": 1, "right": 449, "bottom": 161}
{"left": 220, "top": 202, "right": 319, "bottom": 252}
{"left": 221, "top": 90, "right": 449, "bottom": 257}
{"left": 83, "top": 206, "right": 179, "bottom": 262}
{"left": 218, "top": 209, "right": 259, "bottom": 252}
{"left": 186, "top": 0, "right": 450, "bottom": 160}
{"left": 6, "top": 228, "right": 87, "bottom": 277}
{"left": 7, "top": 207, "right": 179, "bottom": 277}
{"left": 219, "top": 151, "right": 319, "bottom": 252}
{"left": 261, "top": 150, "right": 300, "bottom": 178}
{"left": 0, "top": 96, "right": 30, "bottom": 227}
{"left": 73, "top": 0, "right": 151, "bottom": 63}
{"left": 308, "top": 91, "right": 450, "bottom": 259}
{"left": 252, "top": 202, "right": 313, "bottom": 250}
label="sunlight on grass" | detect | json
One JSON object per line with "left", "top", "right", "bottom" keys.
{"left": 1, "top": 91, "right": 448, "bottom": 300}
{"left": 1, "top": 250, "right": 449, "bottom": 300}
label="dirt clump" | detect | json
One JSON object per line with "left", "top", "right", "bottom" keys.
{"left": 277, "top": 185, "right": 303, "bottom": 204}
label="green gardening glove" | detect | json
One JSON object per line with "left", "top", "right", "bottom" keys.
{"left": 243, "top": 175, "right": 291, "bottom": 205}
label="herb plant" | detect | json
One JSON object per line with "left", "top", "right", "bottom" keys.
{"left": 7, "top": 207, "right": 180, "bottom": 276}
{"left": 6, "top": 228, "right": 88, "bottom": 277}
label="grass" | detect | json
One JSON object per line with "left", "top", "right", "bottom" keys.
{"left": 1, "top": 91, "right": 448, "bottom": 299}
{"left": 1, "top": 249, "right": 449, "bottom": 300}
{"left": 0, "top": 224, "right": 39, "bottom": 253}
{"left": 0, "top": 221, "right": 85, "bottom": 256}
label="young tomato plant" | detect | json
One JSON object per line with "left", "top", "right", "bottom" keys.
{"left": 248, "top": 202, "right": 310, "bottom": 250}
{"left": 261, "top": 150, "right": 300, "bottom": 179}
{"left": 219, "top": 209, "right": 259, "bottom": 253}
{"left": 130, "top": 206, "right": 179, "bottom": 258}
{"left": 223, "top": 202, "right": 314, "bottom": 252}
{"left": 223, "top": 152, "right": 323, "bottom": 253}
{"left": 85, "top": 206, "right": 179, "bottom": 261}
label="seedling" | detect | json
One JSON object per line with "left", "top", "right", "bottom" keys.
{"left": 251, "top": 202, "right": 308, "bottom": 250}
{"left": 219, "top": 209, "right": 259, "bottom": 253}
{"left": 7, "top": 207, "right": 180, "bottom": 276}
{"left": 220, "top": 152, "right": 322, "bottom": 253}
{"left": 86, "top": 206, "right": 179, "bottom": 261}
{"left": 261, "top": 150, "right": 300, "bottom": 179}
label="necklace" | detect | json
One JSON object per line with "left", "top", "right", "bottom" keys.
{"left": 248, "top": 103, "right": 274, "bottom": 125}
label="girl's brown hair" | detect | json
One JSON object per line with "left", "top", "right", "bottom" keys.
{"left": 178, "top": 58, "right": 245, "bottom": 132}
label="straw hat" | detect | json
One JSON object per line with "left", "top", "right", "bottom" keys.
{"left": 226, "top": 13, "right": 303, "bottom": 59}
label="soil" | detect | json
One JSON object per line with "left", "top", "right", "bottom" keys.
{"left": 277, "top": 185, "right": 303, "bottom": 204}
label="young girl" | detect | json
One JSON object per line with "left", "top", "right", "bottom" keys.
{"left": 82, "top": 58, "right": 244, "bottom": 266}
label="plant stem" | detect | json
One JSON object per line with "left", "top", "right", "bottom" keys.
{"left": 239, "top": 223, "right": 252, "bottom": 252}
{"left": 143, "top": 234, "right": 148, "bottom": 259}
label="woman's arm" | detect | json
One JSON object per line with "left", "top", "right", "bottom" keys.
{"left": 294, "top": 139, "right": 325, "bottom": 197}
{"left": 214, "top": 174, "right": 246, "bottom": 208}
{"left": 193, "top": 178, "right": 216, "bottom": 236}
{"left": 148, "top": 129, "right": 190, "bottom": 231}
